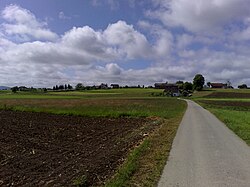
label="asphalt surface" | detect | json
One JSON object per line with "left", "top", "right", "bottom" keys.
{"left": 158, "top": 100, "right": 250, "bottom": 187}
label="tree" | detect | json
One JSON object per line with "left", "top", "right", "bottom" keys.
{"left": 238, "top": 84, "right": 247, "bottom": 89}
{"left": 58, "top": 85, "right": 64, "bottom": 90}
{"left": 193, "top": 74, "right": 205, "bottom": 91}
{"left": 75, "top": 83, "right": 84, "bottom": 90}
{"left": 183, "top": 82, "right": 193, "bottom": 91}
{"left": 176, "top": 80, "right": 184, "bottom": 85}
{"left": 68, "top": 84, "right": 73, "bottom": 90}
{"left": 64, "top": 84, "right": 68, "bottom": 90}
{"left": 11, "top": 86, "right": 19, "bottom": 93}
{"left": 176, "top": 81, "right": 184, "bottom": 89}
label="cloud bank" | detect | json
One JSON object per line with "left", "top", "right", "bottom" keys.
{"left": 1, "top": 2, "right": 250, "bottom": 87}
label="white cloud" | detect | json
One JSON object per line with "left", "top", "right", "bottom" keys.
{"left": 176, "top": 34, "right": 194, "bottom": 49}
{"left": 232, "top": 26, "right": 250, "bottom": 41}
{"left": 104, "top": 21, "right": 152, "bottom": 59}
{"left": 62, "top": 26, "right": 119, "bottom": 62}
{"left": 149, "top": 0, "right": 250, "bottom": 33}
{"left": 1, "top": 4, "right": 250, "bottom": 87}
{"left": 1, "top": 4, "right": 58, "bottom": 41}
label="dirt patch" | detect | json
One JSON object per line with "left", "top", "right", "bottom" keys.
{"left": 205, "top": 92, "right": 250, "bottom": 98}
{"left": 0, "top": 110, "right": 156, "bottom": 186}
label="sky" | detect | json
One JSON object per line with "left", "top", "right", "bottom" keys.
{"left": 0, "top": 0, "right": 250, "bottom": 87}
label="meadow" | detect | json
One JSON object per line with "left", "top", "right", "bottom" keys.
{"left": 0, "top": 88, "right": 186, "bottom": 186}
{"left": 193, "top": 89, "right": 250, "bottom": 145}
{"left": 0, "top": 89, "right": 183, "bottom": 118}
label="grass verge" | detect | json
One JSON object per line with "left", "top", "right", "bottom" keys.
{"left": 195, "top": 98, "right": 250, "bottom": 145}
{"left": 204, "top": 108, "right": 250, "bottom": 145}
{"left": 105, "top": 115, "right": 185, "bottom": 187}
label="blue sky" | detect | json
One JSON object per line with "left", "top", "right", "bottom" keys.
{"left": 0, "top": 0, "right": 250, "bottom": 87}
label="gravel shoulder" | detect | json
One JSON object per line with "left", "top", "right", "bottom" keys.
{"left": 158, "top": 100, "right": 250, "bottom": 187}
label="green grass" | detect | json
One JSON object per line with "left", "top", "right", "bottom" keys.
{"left": 0, "top": 98, "right": 185, "bottom": 118}
{"left": 0, "top": 89, "right": 185, "bottom": 118}
{"left": 105, "top": 140, "right": 150, "bottom": 187}
{"left": 0, "top": 89, "right": 164, "bottom": 99}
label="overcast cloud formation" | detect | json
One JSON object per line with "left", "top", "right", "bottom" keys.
{"left": 0, "top": 0, "right": 250, "bottom": 87}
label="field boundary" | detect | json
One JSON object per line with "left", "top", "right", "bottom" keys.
{"left": 104, "top": 114, "right": 186, "bottom": 187}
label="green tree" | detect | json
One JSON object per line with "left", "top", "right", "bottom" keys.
{"left": 59, "top": 85, "right": 64, "bottom": 90}
{"left": 193, "top": 74, "right": 205, "bottom": 91}
{"left": 11, "top": 86, "right": 19, "bottom": 93}
{"left": 68, "top": 84, "right": 73, "bottom": 90}
{"left": 75, "top": 83, "right": 84, "bottom": 90}
{"left": 238, "top": 84, "right": 247, "bottom": 89}
{"left": 183, "top": 82, "right": 193, "bottom": 91}
{"left": 176, "top": 81, "right": 184, "bottom": 89}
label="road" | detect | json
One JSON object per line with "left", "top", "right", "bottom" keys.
{"left": 158, "top": 100, "right": 250, "bottom": 187}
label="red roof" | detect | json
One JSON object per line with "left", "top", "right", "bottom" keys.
{"left": 210, "top": 83, "right": 226, "bottom": 88}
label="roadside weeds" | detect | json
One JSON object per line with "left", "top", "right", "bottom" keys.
{"left": 104, "top": 115, "right": 185, "bottom": 187}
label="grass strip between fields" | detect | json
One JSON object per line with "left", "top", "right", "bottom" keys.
{"left": 104, "top": 115, "right": 185, "bottom": 187}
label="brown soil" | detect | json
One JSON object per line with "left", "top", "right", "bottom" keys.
{"left": 0, "top": 110, "right": 155, "bottom": 186}
{"left": 199, "top": 100, "right": 250, "bottom": 108}
{"left": 205, "top": 92, "right": 250, "bottom": 98}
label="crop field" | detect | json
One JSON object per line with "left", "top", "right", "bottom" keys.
{"left": 194, "top": 89, "right": 250, "bottom": 145}
{"left": 0, "top": 89, "right": 186, "bottom": 186}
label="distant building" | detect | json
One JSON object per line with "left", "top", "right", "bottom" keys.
{"left": 110, "top": 84, "right": 119, "bottom": 89}
{"left": 210, "top": 83, "right": 227, "bottom": 89}
{"left": 99, "top": 83, "right": 108, "bottom": 89}
{"left": 154, "top": 82, "right": 168, "bottom": 89}
{"left": 164, "top": 84, "right": 180, "bottom": 97}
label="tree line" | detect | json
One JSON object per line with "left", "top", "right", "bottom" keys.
{"left": 52, "top": 84, "right": 73, "bottom": 90}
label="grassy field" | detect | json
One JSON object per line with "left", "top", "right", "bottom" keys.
{"left": 193, "top": 89, "right": 250, "bottom": 145}
{"left": 0, "top": 88, "right": 186, "bottom": 186}
{"left": 0, "top": 89, "right": 183, "bottom": 118}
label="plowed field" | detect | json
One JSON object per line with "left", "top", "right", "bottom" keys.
{"left": 199, "top": 100, "right": 250, "bottom": 108}
{"left": 0, "top": 110, "right": 154, "bottom": 186}
{"left": 205, "top": 92, "right": 250, "bottom": 98}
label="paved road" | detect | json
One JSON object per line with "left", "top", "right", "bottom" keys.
{"left": 158, "top": 100, "right": 250, "bottom": 187}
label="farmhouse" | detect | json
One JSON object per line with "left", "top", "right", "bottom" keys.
{"left": 110, "top": 84, "right": 119, "bottom": 89}
{"left": 164, "top": 84, "right": 180, "bottom": 97}
{"left": 99, "top": 83, "right": 108, "bottom": 89}
{"left": 210, "top": 83, "right": 227, "bottom": 89}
